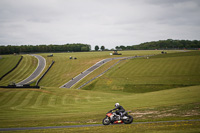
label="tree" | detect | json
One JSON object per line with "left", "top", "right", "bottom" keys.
{"left": 81, "top": 46, "right": 89, "bottom": 51}
{"left": 119, "top": 45, "right": 126, "bottom": 50}
{"left": 95, "top": 45, "right": 99, "bottom": 51}
{"left": 100, "top": 46, "right": 105, "bottom": 51}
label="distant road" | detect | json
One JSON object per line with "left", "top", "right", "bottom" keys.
{"left": 0, "top": 119, "right": 199, "bottom": 131}
{"left": 16, "top": 54, "right": 46, "bottom": 86}
{"left": 60, "top": 57, "right": 135, "bottom": 88}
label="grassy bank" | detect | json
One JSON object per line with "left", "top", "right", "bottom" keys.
{"left": 0, "top": 85, "right": 199, "bottom": 128}
{"left": 38, "top": 50, "right": 179, "bottom": 87}
{"left": 83, "top": 51, "right": 200, "bottom": 93}
{"left": 6, "top": 121, "right": 200, "bottom": 133}
{"left": 0, "top": 55, "right": 38, "bottom": 85}
{"left": 0, "top": 50, "right": 199, "bottom": 133}
{"left": 0, "top": 55, "right": 21, "bottom": 77}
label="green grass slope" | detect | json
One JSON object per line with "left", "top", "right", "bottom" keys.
{"left": 0, "top": 50, "right": 199, "bottom": 132}
{"left": 14, "top": 121, "right": 200, "bottom": 133}
{"left": 38, "top": 50, "right": 178, "bottom": 87}
{"left": 83, "top": 51, "right": 200, "bottom": 93}
{"left": 0, "top": 85, "right": 199, "bottom": 128}
{"left": 37, "top": 52, "right": 110, "bottom": 87}
{"left": 0, "top": 55, "right": 21, "bottom": 77}
{"left": 0, "top": 55, "right": 38, "bottom": 85}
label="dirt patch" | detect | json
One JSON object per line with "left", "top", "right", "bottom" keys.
{"left": 86, "top": 120, "right": 98, "bottom": 124}
{"left": 62, "top": 121, "right": 81, "bottom": 124}
{"left": 131, "top": 111, "right": 159, "bottom": 118}
{"left": 131, "top": 103, "right": 200, "bottom": 120}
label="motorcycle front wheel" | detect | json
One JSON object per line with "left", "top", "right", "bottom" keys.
{"left": 102, "top": 117, "right": 111, "bottom": 125}
{"left": 123, "top": 115, "right": 133, "bottom": 124}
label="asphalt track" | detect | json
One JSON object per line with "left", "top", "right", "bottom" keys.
{"left": 0, "top": 119, "right": 199, "bottom": 131}
{"left": 16, "top": 54, "right": 46, "bottom": 86}
{"left": 60, "top": 56, "right": 136, "bottom": 88}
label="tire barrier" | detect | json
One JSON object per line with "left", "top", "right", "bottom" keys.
{"left": 36, "top": 60, "right": 55, "bottom": 86}
{"left": 0, "top": 85, "right": 40, "bottom": 89}
{"left": 0, "top": 56, "right": 23, "bottom": 81}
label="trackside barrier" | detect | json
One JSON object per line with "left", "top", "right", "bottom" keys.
{"left": 0, "top": 56, "right": 23, "bottom": 80}
{"left": 36, "top": 60, "right": 55, "bottom": 86}
{"left": 0, "top": 85, "right": 40, "bottom": 89}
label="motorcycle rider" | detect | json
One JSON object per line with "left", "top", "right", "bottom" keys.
{"left": 110, "top": 103, "right": 125, "bottom": 117}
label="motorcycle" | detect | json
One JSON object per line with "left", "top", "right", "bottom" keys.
{"left": 102, "top": 110, "right": 133, "bottom": 125}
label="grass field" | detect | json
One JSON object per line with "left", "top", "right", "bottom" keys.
{"left": 6, "top": 121, "right": 200, "bottom": 133}
{"left": 0, "top": 85, "right": 199, "bottom": 128}
{"left": 0, "top": 50, "right": 199, "bottom": 132}
{"left": 38, "top": 50, "right": 178, "bottom": 87}
{"left": 0, "top": 55, "right": 21, "bottom": 78}
{"left": 0, "top": 55, "right": 38, "bottom": 86}
{"left": 83, "top": 51, "right": 200, "bottom": 93}
{"left": 0, "top": 50, "right": 179, "bottom": 87}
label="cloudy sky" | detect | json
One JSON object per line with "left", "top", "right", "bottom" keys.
{"left": 0, "top": 0, "right": 200, "bottom": 49}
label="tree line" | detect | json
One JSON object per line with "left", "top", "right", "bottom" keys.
{"left": 116, "top": 39, "right": 200, "bottom": 50}
{"left": 0, "top": 44, "right": 91, "bottom": 54}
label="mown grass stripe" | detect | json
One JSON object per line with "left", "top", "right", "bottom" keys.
{"left": 0, "top": 55, "right": 38, "bottom": 85}
{"left": 24, "top": 91, "right": 42, "bottom": 108}
{"left": 9, "top": 91, "right": 30, "bottom": 108}
{"left": 32, "top": 93, "right": 46, "bottom": 108}
{"left": 0, "top": 56, "right": 23, "bottom": 80}
{"left": 0, "top": 55, "right": 21, "bottom": 77}
{"left": 6, "top": 56, "right": 29, "bottom": 81}
{"left": 0, "top": 91, "right": 29, "bottom": 108}
{"left": 41, "top": 94, "right": 51, "bottom": 106}
{"left": 31, "top": 93, "right": 52, "bottom": 108}
{"left": 11, "top": 91, "right": 39, "bottom": 109}
{"left": 62, "top": 94, "right": 76, "bottom": 105}
{"left": 61, "top": 94, "right": 75, "bottom": 105}
{"left": 47, "top": 95, "right": 57, "bottom": 107}
{"left": 0, "top": 90, "right": 17, "bottom": 105}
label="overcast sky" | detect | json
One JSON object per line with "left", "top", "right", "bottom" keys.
{"left": 0, "top": 0, "right": 200, "bottom": 49}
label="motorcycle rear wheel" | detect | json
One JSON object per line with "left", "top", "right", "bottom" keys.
{"left": 102, "top": 117, "right": 111, "bottom": 125}
{"left": 123, "top": 115, "right": 133, "bottom": 124}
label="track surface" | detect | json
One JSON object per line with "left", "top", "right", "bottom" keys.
{"left": 16, "top": 54, "right": 46, "bottom": 86}
{"left": 61, "top": 56, "right": 146, "bottom": 88}
{"left": 60, "top": 57, "right": 127, "bottom": 88}
{"left": 0, "top": 119, "right": 199, "bottom": 131}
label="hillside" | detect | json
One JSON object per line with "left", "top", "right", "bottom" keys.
{"left": 116, "top": 39, "right": 200, "bottom": 50}
{"left": 0, "top": 55, "right": 38, "bottom": 85}
{"left": 83, "top": 51, "right": 200, "bottom": 93}
{"left": 0, "top": 55, "right": 21, "bottom": 78}
{"left": 0, "top": 85, "right": 199, "bottom": 128}
{"left": 38, "top": 50, "right": 168, "bottom": 87}
{"left": 0, "top": 50, "right": 199, "bottom": 132}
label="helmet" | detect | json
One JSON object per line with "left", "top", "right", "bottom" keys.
{"left": 115, "top": 103, "right": 119, "bottom": 107}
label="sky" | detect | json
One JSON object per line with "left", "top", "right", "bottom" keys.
{"left": 0, "top": 0, "right": 200, "bottom": 49}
